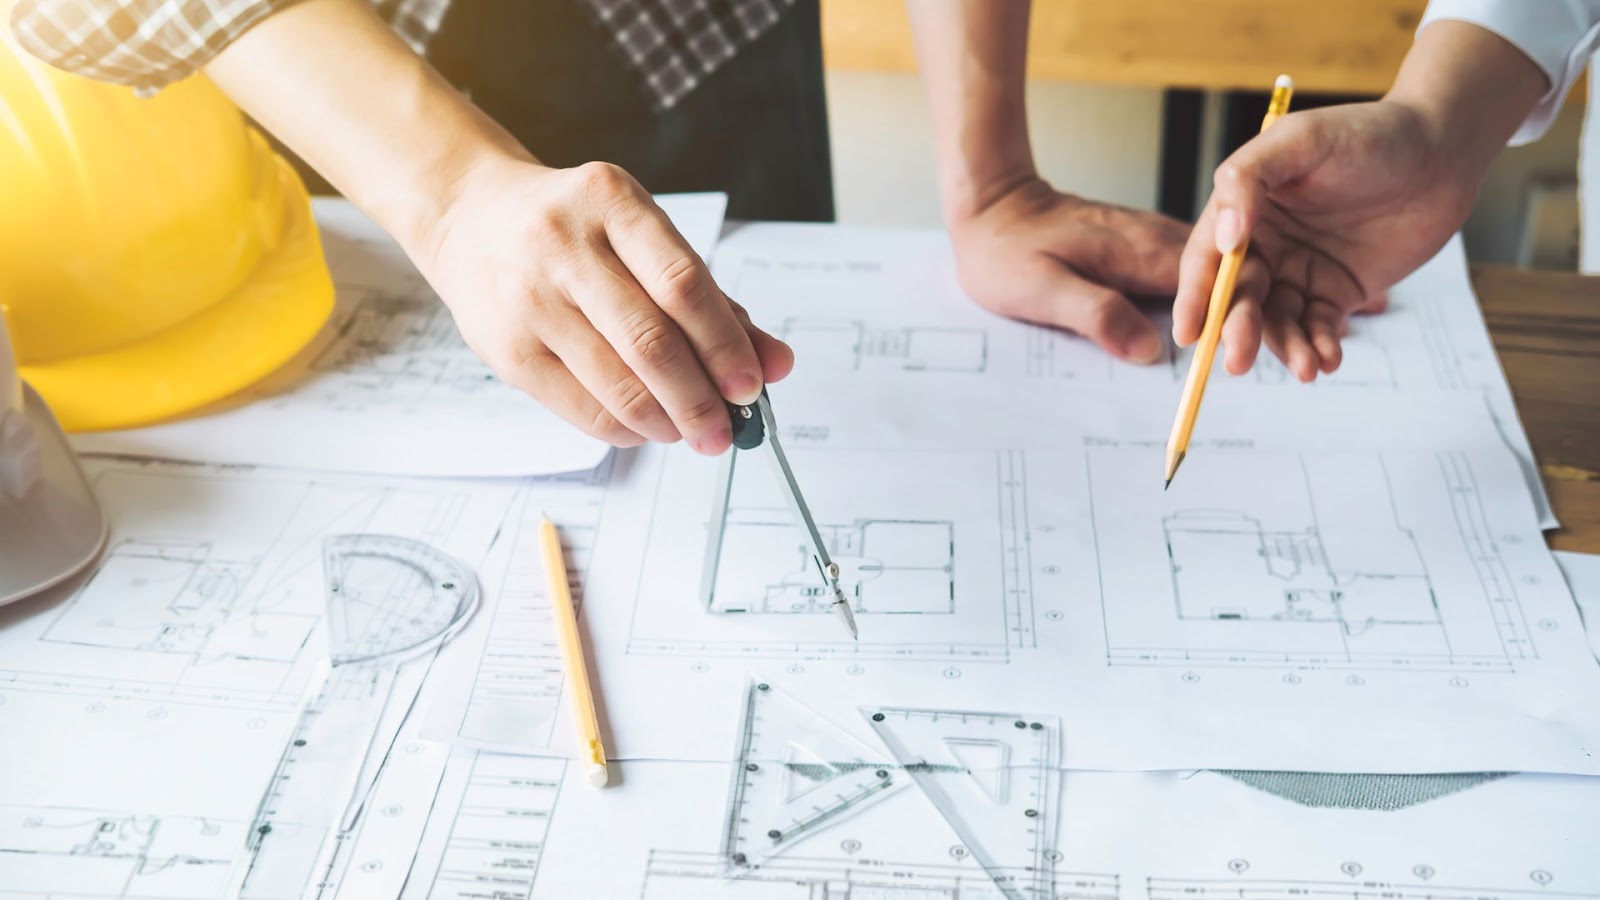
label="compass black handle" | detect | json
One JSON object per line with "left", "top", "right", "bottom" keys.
{"left": 726, "top": 388, "right": 770, "bottom": 451}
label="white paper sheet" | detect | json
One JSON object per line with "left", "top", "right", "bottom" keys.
{"left": 1557, "top": 550, "right": 1600, "bottom": 660}
{"left": 387, "top": 751, "right": 1600, "bottom": 900}
{"left": 424, "top": 361, "right": 1600, "bottom": 774}
{"left": 473, "top": 543, "right": 1600, "bottom": 900}
{"left": 711, "top": 223, "right": 1556, "bottom": 527}
{"left": 17, "top": 217, "right": 1599, "bottom": 900}
{"left": 420, "top": 461, "right": 619, "bottom": 753}
{"left": 0, "top": 458, "right": 515, "bottom": 899}
{"left": 72, "top": 193, "right": 729, "bottom": 478}
{"left": 420, "top": 221, "right": 1596, "bottom": 773}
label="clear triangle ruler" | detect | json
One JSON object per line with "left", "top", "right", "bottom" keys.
{"left": 234, "top": 533, "right": 479, "bottom": 898}
{"left": 863, "top": 706, "right": 1062, "bottom": 900}
{"left": 722, "top": 676, "right": 908, "bottom": 874}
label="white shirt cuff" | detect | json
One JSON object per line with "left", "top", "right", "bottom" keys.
{"left": 1421, "top": 0, "right": 1600, "bottom": 145}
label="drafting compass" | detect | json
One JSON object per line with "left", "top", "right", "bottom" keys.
{"left": 712, "top": 390, "right": 858, "bottom": 638}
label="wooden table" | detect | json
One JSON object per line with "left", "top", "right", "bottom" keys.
{"left": 1475, "top": 266, "right": 1600, "bottom": 553}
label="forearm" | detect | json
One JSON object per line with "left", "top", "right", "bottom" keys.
{"left": 905, "top": 0, "right": 1034, "bottom": 223}
{"left": 1385, "top": 18, "right": 1549, "bottom": 190}
{"left": 202, "top": 0, "right": 530, "bottom": 255}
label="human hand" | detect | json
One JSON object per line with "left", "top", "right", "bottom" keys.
{"left": 195, "top": 0, "right": 787, "bottom": 453}
{"left": 419, "top": 156, "right": 793, "bottom": 453}
{"left": 1173, "top": 19, "right": 1551, "bottom": 381}
{"left": 948, "top": 176, "right": 1190, "bottom": 363}
{"left": 1173, "top": 100, "right": 1469, "bottom": 380}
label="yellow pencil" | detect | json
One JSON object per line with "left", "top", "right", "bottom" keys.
{"left": 1165, "top": 74, "right": 1296, "bottom": 489}
{"left": 539, "top": 515, "right": 609, "bottom": 788}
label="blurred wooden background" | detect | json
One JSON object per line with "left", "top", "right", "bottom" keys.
{"left": 817, "top": 0, "right": 1586, "bottom": 266}
{"left": 820, "top": 0, "right": 1427, "bottom": 94}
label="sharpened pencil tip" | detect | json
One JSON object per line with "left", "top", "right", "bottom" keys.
{"left": 834, "top": 594, "right": 859, "bottom": 639}
{"left": 1163, "top": 450, "right": 1186, "bottom": 490}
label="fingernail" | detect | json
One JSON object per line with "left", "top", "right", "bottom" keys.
{"left": 1215, "top": 208, "right": 1241, "bottom": 253}
{"left": 1128, "top": 331, "right": 1164, "bottom": 365}
{"left": 722, "top": 370, "right": 761, "bottom": 405}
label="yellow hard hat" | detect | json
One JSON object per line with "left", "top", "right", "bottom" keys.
{"left": 0, "top": 23, "right": 334, "bottom": 432}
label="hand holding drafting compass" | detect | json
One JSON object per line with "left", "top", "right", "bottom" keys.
{"left": 707, "top": 390, "right": 858, "bottom": 638}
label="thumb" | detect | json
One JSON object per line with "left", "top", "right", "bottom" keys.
{"left": 1020, "top": 265, "right": 1163, "bottom": 365}
{"left": 1209, "top": 112, "right": 1329, "bottom": 253}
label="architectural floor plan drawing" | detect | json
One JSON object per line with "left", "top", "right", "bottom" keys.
{"left": 0, "top": 460, "right": 515, "bottom": 900}
{"left": 0, "top": 804, "right": 244, "bottom": 899}
{"left": 628, "top": 445, "right": 1030, "bottom": 662}
{"left": 1089, "top": 446, "right": 1529, "bottom": 672}
{"left": 41, "top": 539, "right": 272, "bottom": 660}
{"left": 0, "top": 686, "right": 302, "bottom": 899}
{"left": 715, "top": 225, "right": 1001, "bottom": 385}
{"left": 464, "top": 728, "right": 1600, "bottom": 898}
{"left": 291, "top": 281, "right": 506, "bottom": 415}
{"left": 709, "top": 515, "right": 955, "bottom": 616}
{"left": 777, "top": 317, "right": 990, "bottom": 374}
{"left": 704, "top": 448, "right": 958, "bottom": 618}
{"left": 713, "top": 224, "right": 1552, "bottom": 530}
{"left": 1162, "top": 507, "right": 1441, "bottom": 645}
{"left": 0, "top": 461, "right": 510, "bottom": 708}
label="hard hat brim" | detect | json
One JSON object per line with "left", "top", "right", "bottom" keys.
{"left": 0, "top": 382, "right": 107, "bottom": 607}
{"left": 19, "top": 158, "right": 336, "bottom": 433}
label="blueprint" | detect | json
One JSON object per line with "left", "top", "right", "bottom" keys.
{"left": 72, "top": 193, "right": 729, "bottom": 478}
{"left": 389, "top": 692, "right": 1600, "bottom": 899}
{"left": 410, "top": 661, "right": 1600, "bottom": 898}
{"left": 597, "top": 764, "right": 1600, "bottom": 899}
{"left": 0, "top": 458, "right": 515, "bottom": 899}
{"left": 12, "top": 219, "right": 1600, "bottom": 899}
{"left": 11, "top": 669, "right": 1598, "bottom": 900}
{"left": 422, "top": 354, "right": 1600, "bottom": 773}
{"left": 714, "top": 223, "right": 1556, "bottom": 527}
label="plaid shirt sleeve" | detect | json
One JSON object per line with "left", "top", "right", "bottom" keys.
{"left": 9, "top": 0, "right": 307, "bottom": 91}
{"left": 9, "top": 0, "right": 794, "bottom": 110}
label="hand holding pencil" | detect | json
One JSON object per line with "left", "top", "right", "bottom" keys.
{"left": 1165, "top": 75, "right": 1295, "bottom": 488}
{"left": 1169, "top": 18, "right": 1536, "bottom": 398}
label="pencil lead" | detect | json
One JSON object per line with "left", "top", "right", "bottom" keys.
{"left": 833, "top": 590, "right": 858, "bottom": 640}
{"left": 1164, "top": 477, "right": 1172, "bottom": 491}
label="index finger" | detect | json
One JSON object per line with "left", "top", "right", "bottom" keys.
{"left": 604, "top": 195, "right": 768, "bottom": 407}
{"left": 1175, "top": 204, "right": 1271, "bottom": 365}
{"left": 1173, "top": 202, "right": 1224, "bottom": 347}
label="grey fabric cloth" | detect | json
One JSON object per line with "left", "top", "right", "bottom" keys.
{"left": 1215, "top": 770, "right": 1511, "bottom": 810}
